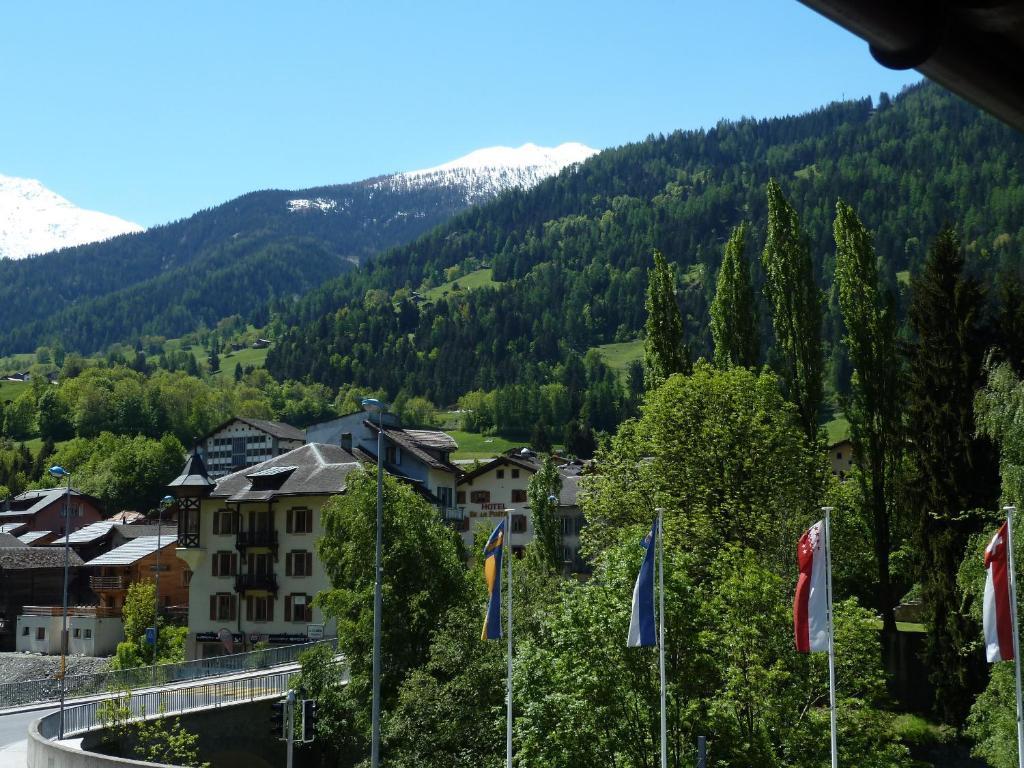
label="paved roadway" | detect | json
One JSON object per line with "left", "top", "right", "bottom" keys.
{"left": 0, "top": 706, "right": 55, "bottom": 766}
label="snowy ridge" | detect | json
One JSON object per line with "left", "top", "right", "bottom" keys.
{"left": 0, "top": 174, "right": 143, "bottom": 260}
{"left": 391, "top": 142, "right": 598, "bottom": 203}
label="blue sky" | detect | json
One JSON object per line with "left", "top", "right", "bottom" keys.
{"left": 0, "top": 2, "right": 921, "bottom": 227}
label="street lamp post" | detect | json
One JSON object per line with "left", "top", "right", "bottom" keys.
{"left": 360, "top": 397, "right": 387, "bottom": 768}
{"left": 152, "top": 495, "right": 174, "bottom": 684}
{"left": 47, "top": 465, "right": 71, "bottom": 740}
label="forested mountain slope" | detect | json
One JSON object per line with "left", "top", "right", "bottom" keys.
{"left": 0, "top": 145, "right": 592, "bottom": 354}
{"left": 268, "top": 82, "right": 1024, "bottom": 409}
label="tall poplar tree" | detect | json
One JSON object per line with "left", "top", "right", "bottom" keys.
{"left": 643, "top": 250, "right": 690, "bottom": 390}
{"left": 906, "top": 228, "right": 998, "bottom": 724}
{"left": 833, "top": 200, "right": 903, "bottom": 635}
{"left": 761, "top": 179, "right": 823, "bottom": 442}
{"left": 710, "top": 222, "right": 759, "bottom": 369}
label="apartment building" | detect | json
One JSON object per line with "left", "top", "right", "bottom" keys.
{"left": 170, "top": 443, "right": 360, "bottom": 660}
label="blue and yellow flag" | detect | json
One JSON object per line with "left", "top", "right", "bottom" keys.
{"left": 481, "top": 519, "right": 506, "bottom": 640}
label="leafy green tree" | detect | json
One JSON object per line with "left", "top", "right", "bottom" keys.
{"left": 584, "top": 362, "right": 821, "bottom": 572}
{"left": 710, "top": 222, "right": 759, "bottom": 369}
{"left": 37, "top": 388, "right": 74, "bottom": 441}
{"left": 2, "top": 389, "right": 36, "bottom": 440}
{"left": 762, "top": 179, "right": 823, "bottom": 442}
{"left": 833, "top": 200, "right": 905, "bottom": 635}
{"left": 527, "top": 456, "right": 563, "bottom": 572}
{"left": 643, "top": 250, "right": 690, "bottom": 391}
{"left": 111, "top": 581, "right": 185, "bottom": 669}
{"left": 316, "top": 472, "right": 470, "bottom": 757}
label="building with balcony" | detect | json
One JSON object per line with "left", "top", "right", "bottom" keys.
{"left": 171, "top": 443, "right": 361, "bottom": 660}
{"left": 83, "top": 535, "right": 190, "bottom": 615}
{"left": 200, "top": 417, "right": 307, "bottom": 479}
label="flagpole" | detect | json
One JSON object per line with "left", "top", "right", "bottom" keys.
{"left": 506, "top": 507, "right": 514, "bottom": 768}
{"left": 656, "top": 507, "right": 667, "bottom": 768}
{"left": 1004, "top": 505, "right": 1024, "bottom": 768}
{"left": 822, "top": 506, "right": 838, "bottom": 768}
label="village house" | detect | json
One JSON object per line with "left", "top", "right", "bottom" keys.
{"left": 200, "top": 417, "right": 307, "bottom": 479}
{"left": 0, "top": 488, "right": 103, "bottom": 537}
{"left": 830, "top": 438, "right": 854, "bottom": 479}
{"left": 306, "top": 411, "right": 461, "bottom": 518}
{"left": 171, "top": 443, "right": 360, "bottom": 660}
{"left": 2, "top": 545, "right": 88, "bottom": 651}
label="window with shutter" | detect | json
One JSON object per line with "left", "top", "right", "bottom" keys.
{"left": 287, "top": 509, "right": 293, "bottom": 533}
{"left": 511, "top": 489, "right": 527, "bottom": 503}
{"left": 209, "top": 595, "right": 216, "bottom": 620}
{"left": 285, "top": 595, "right": 292, "bottom": 622}
{"left": 456, "top": 490, "right": 465, "bottom": 504}
{"left": 286, "top": 552, "right": 293, "bottom": 576}
{"left": 229, "top": 595, "right": 236, "bottom": 621}
{"left": 512, "top": 514, "right": 527, "bottom": 533}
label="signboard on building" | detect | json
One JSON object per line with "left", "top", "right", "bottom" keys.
{"left": 268, "top": 633, "right": 309, "bottom": 645}
{"left": 307, "top": 624, "right": 325, "bottom": 641}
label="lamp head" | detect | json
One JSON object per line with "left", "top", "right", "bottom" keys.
{"left": 48, "top": 465, "right": 68, "bottom": 479}
{"left": 547, "top": 494, "right": 558, "bottom": 504}
{"left": 361, "top": 397, "right": 387, "bottom": 414}
{"left": 160, "top": 495, "right": 175, "bottom": 507}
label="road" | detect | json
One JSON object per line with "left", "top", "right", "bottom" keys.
{"left": 0, "top": 706, "right": 55, "bottom": 767}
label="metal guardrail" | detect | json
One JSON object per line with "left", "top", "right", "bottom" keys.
{"left": 1, "top": 637, "right": 336, "bottom": 709}
{"left": 36, "top": 667, "right": 297, "bottom": 740}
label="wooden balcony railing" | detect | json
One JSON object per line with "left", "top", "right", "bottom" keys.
{"left": 89, "top": 576, "right": 129, "bottom": 591}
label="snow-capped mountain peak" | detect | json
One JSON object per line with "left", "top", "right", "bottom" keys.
{"left": 388, "top": 142, "right": 598, "bottom": 203}
{"left": 0, "top": 174, "right": 144, "bottom": 260}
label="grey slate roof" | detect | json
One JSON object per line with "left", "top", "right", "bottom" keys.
{"left": 211, "top": 443, "right": 361, "bottom": 502}
{"left": 364, "top": 421, "right": 460, "bottom": 473}
{"left": 84, "top": 536, "right": 174, "bottom": 567}
{"left": 403, "top": 429, "right": 459, "bottom": 452}
{"left": 0, "top": 532, "right": 26, "bottom": 547}
{"left": 167, "top": 450, "right": 215, "bottom": 490}
{"left": 0, "top": 547, "right": 84, "bottom": 569}
{"left": 114, "top": 524, "right": 177, "bottom": 540}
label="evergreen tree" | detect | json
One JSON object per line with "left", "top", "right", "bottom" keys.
{"left": 906, "top": 228, "right": 999, "bottom": 724}
{"left": 527, "top": 456, "right": 563, "bottom": 572}
{"left": 761, "top": 179, "right": 823, "bottom": 442}
{"left": 233, "top": 362, "right": 243, "bottom": 382}
{"left": 643, "top": 250, "right": 690, "bottom": 390}
{"left": 833, "top": 200, "right": 904, "bottom": 635}
{"left": 710, "top": 222, "right": 759, "bottom": 369}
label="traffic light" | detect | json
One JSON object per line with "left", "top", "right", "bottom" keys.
{"left": 270, "top": 700, "right": 286, "bottom": 739}
{"left": 301, "top": 699, "right": 317, "bottom": 743}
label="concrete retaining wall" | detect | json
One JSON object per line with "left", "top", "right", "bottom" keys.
{"left": 27, "top": 711, "right": 177, "bottom": 768}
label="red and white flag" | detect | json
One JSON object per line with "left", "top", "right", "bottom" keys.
{"left": 794, "top": 520, "right": 829, "bottom": 653}
{"left": 984, "top": 522, "right": 1015, "bottom": 663}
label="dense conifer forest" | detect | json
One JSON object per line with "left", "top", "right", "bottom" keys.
{"left": 266, "top": 82, "right": 1024, "bottom": 436}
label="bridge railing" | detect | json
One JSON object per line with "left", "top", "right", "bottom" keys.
{"left": 35, "top": 667, "right": 298, "bottom": 740}
{"left": 2, "top": 637, "right": 335, "bottom": 709}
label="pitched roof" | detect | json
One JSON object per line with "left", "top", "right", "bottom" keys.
{"left": 403, "top": 429, "right": 459, "bottom": 452}
{"left": 0, "top": 488, "right": 100, "bottom": 519}
{"left": 63, "top": 521, "right": 117, "bottom": 544}
{"left": 105, "top": 510, "right": 147, "bottom": 525}
{"left": 0, "top": 522, "right": 27, "bottom": 535}
{"left": 207, "top": 417, "right": 306, "bottom": 443}
{"left": 18, "top": 531, "right": 54, "bottom": 545}
{"left": 0, "top": 532, "right": 26, "bottom": 547}
{"left": 114, "top": 524, "right": 177, "bottom": 540}
{"left": 167, "top": 450, "right": 215, "bottom": 490}
{"left": 458, "top": 453, "right": 541, "bottom": 485}
{"left": 83, "top": 536, "right": 175, "bottom": 567}
{"left": 0, "top": 547, "right": 84, "bottom": 569}
{"left": 211, "top": 443, "right": 361, "bottom": 502}
{"left": 364, "top": 421, "right": 461, "bottom": 474}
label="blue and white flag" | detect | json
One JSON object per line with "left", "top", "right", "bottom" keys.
{"left": 627, "top": 517, "right": 658, "bottom": 647}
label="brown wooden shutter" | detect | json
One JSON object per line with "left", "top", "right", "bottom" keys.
{"left": 285, "top": 595, "right": 292, "bottom": 622}
{"left": 286, "top": 552, "right": 293, "bottom": 577}
{"left": 212, "top": 554, "right": 219, "bottom": 577}
{"left": 304, "top": 552, "right": 312, "bottom": 576}
{"left": 268, "top": 597, "right": 274, "bottom": 622}
{"left": 209, "top": 595, "right": 216, "bottom": 620}
{"left": 231, "top": 553, "right": 238, "bottom": 575}
{"left": 230, "top": 595, "right": 237, "bottom": 621}
{"left": 287, "top": 509, "right": 294, "bottom": 533}
{"left": 246, "top": 595, "right": 253, "bottom": 621}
